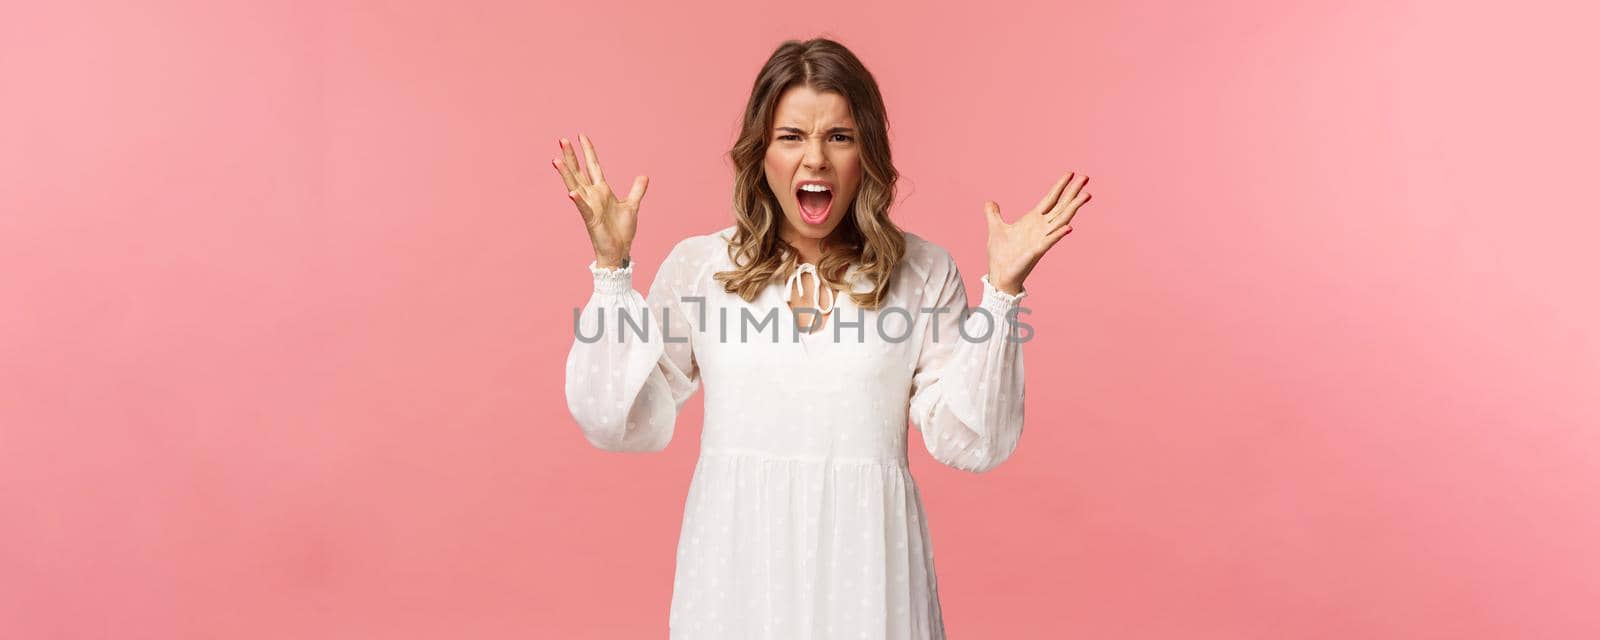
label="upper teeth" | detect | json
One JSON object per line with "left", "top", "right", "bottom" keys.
{"left": 799, "top": 184, "right": 831, "bottom": 192}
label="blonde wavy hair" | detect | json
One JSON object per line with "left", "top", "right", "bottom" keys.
{"left": 714, "top": 37, "right": 906, "bottom": 309}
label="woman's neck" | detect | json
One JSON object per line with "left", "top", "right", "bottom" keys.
{"left": 779, "top": 228, "right": 839, "bottom": 265}
{"left": 787, "top": 239, "right": 823, "bottom": 264}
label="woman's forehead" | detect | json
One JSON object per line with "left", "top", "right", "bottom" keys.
{"left": 773, "top": 86, "right": 854, "bottom": 127}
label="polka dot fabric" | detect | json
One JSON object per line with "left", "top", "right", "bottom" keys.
{"left": 565, "top": 226, "right": 1029, "bottom": 639}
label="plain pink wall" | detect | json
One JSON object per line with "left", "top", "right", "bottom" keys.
{"left": 3, "top": 0, "right": 1597, "bottom": 637}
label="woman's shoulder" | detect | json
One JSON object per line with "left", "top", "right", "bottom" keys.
{"left": 663, "top": 225, "right": 737, "bottom": 264}
{"left": 896, "top": 229, "right": 958, "bottom": 284}
{"left": 899, "top": 229, "right": 952, "bottom": 264}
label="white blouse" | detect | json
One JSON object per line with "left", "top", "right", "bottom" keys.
{"left": 565, "top": 225, "right": 1029, "bottom": 639}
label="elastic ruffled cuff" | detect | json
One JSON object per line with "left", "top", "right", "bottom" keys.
{"left": 589, "top": 259, "right": 634, "bottom": 295}
{"left": 978, "top": 274, "right": 1028, "bottom": 317}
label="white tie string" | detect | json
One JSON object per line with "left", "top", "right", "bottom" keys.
{"left": 784, "top": 262, "right": 836, "bottom": 316}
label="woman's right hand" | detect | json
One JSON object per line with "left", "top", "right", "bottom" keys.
{"left": 552, "top": 133, "right": 649, "bottom": 269}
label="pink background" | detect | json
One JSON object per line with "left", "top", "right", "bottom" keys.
{"left": 3, "top": 0, "right": 1598, "bottom": 638}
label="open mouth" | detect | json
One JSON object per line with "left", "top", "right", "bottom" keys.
{"left": 796, "top": 182, "right": 834, "bottom": 225}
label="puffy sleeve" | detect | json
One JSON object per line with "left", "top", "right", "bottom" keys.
{"left": 908, "top": 253, "right": 1030, "bottom": 473}
{"left": 564, "top": 238, "right": 704, "bottom": 453}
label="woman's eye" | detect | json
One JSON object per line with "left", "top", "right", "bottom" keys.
{"left": 775, "top": 134, "right": 851, "bottom": 142}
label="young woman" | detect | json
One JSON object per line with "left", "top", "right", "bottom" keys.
{"left": 554, "top": 37, "right": 1092, "bottom": 639}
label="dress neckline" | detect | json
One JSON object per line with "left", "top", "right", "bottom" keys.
{"left": 772, "top": 262, "right": 865, "bottom": 352}
{"left": 784, "top": 263, "right": 838, "bottom": 319}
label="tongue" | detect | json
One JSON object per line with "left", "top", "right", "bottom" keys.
{"left": 798, "top": 190, "right": 832, "bottom": 215}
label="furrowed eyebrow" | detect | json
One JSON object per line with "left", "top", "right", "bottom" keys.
{"left": 775, "top": 126, "right": 857, "bottom": 134}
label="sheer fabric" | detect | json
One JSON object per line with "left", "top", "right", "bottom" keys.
{"left": 565, "top": 226, "right": 1029, "bottom": 639}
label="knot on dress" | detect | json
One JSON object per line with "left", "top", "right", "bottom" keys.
{"left": 784, "top": 263, "right": 837, "bottom": 315}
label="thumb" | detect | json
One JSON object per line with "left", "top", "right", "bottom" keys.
{"left": 984, "top": 200, "right": 1003, "bottom": 228}
{"left": 626, "top": 175, "right": 649, "bottom": 205}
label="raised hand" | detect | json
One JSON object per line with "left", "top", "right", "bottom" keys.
{"left": 983, "top": 172, "right": 1092, "bottom": 295}
{"left": 551, "top": 133, "right": 649, "bottom": 269}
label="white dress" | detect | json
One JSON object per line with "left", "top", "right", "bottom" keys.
{"left": 565, "top": 225, "right": 1029, "bottom": 639}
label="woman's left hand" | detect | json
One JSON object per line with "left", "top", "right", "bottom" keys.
{"left": 984, "top": 172, "right": 1092, "bottom": 295}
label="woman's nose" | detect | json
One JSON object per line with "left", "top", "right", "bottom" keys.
{"left": 803, "top": 142, "right": 828, "bottom": 171}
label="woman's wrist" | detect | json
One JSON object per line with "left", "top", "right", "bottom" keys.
{"left": 589, "top": 258, "right": 634, "bottom": 294}
{"left": 979, "top": 274, "right": 1029, "bottom": 317}
{"left": 987, "top": 273, "right": 1024, "bottom": 296}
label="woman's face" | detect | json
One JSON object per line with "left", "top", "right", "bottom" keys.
{"left": 763, "top": 85, "right": 863, "bottom": 251}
